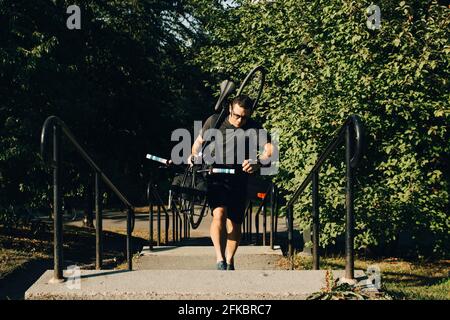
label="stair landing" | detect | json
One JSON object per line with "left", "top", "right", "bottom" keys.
{"left": 25, "top": 269, "right": 366, "bottom": 300}
{"left": 135, "top": 245, "right": 284, "bottom": 270}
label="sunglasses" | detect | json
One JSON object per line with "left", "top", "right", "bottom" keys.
{"left": 230, "top": 108, "right": 250, "bottom": 121}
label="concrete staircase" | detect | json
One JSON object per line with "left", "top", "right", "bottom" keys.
{"left": 25, "top": 213, "right": 367, "bottom": 300}
{"left": 25, "top": 268, "right": 365, "bottom": 300}
{"left": 135, "top": 245, "right": 283, "bottom": 270}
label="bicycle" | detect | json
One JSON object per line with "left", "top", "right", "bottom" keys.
{"left": 146, "top": 66, "right": 266, "bottom": 234}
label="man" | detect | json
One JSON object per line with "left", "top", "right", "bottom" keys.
{"left": 189, "top": 95, "right": 274, "bottom": 270}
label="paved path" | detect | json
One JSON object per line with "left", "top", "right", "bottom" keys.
{"left": 65, "top": 208, "right": 290, "bottom": 247}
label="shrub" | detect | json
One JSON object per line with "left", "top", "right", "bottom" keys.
{"left": 189, "top": 0, "right": 449, "bottom": 257}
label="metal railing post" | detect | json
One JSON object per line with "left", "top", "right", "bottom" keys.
{"left": 175, "top": 207, "right": 179, "bottom": 242}
{"left": 172, "top": 200, "right": 176, "bottom": 244}
{"left": 248, "top": 201, "right": 253, "bottom": 243}
{"left": 345, "top": 125, "right": 355, "bottom": 280}
{"left": 183, "top": 208, "right": 187, "bottom": 240}
{"left": 244, "top": 203, "right": 249, "bottom": 242}
{"left": 270, "top": 184, "right": 275, "bottom": 249}
{"left": 179, "top": 211, "right": 182, "bottom": 241}
{"left": 288, "top": 204, "right": 294, "bottom": 257}
{"left": 148, "top": 183, "right": 154, "bottom": 251}
{"left": 255, "top": 205, "right": 260, "bottom": 245}
{"left": 52, "top": 125, "right": 64, "bottom": 282}
{"left": 165, "top": 207, "right": 170, "bottom": 244}
{"left": 95, "top": 172, "right": 103, "bottom": 270}
{"left": 288, "top": 204, "right": 294, "bottom": 270}
{"left": 312, "top": 171, "right": 320, "bottom": 270}
{"left": 263, "top": 199, "right": 267, "bottom": 246}
{"left": 274, "top": 187, "right": 278, "bottom": 245}
{"left": 242, "top": 214, "right": 246, "bottom": 242}
{"left": 247, "top": 205, "right": 250, "bottom": 242}
{"left": 149, "top": 201, "right": 154, "bottom": 250}
{"left": 188, "top": 210, "right": 191, "bottom": 239}
{"left": 157, "top": 200, "right": 161, "bottom": 246}
{"left": 127, "top": 207, "right": 133, "bottom": 271}
{"left": 84, "top": 175, "right": 94, "bottom": 228}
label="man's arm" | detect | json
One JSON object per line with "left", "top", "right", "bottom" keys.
{"left": 189, "top": 115, "right": 215, "bottom": 165}
{"left": 189, "top": 134, "right": 204, "bottom": 165}
{"left": 258, "top": 142, "right": 273, "bottom": 164}
{"left": 242, "top": 141, "right": 274, "bottom": 174}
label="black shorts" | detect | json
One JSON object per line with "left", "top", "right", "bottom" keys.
{"left": 207, "top": 174, "right": 248, "bottom": 225}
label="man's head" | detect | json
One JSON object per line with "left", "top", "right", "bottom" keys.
{"left": 228, "top": 95, "right": 254, "bottom": 128}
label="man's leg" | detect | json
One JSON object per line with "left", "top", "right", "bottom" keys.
{"left": 210, "top": 207, "right": 227, "bottom": 263}
{"left": 225, "top": 218, "right": 242, "bottom": 265}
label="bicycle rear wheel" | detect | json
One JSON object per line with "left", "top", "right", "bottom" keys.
{"left": 188, "top": 196, "right": 208, "bottom": 230}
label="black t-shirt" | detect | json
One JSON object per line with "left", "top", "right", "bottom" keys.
{"left": 200, "top": 113, "right": 271, "bottom": 173}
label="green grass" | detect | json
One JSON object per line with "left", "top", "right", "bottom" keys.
{"left": 0, "top": 248, "right": 49, "bottom": 280}
{"left": 278, "top": 253, "right": 449, "bottom": 300}
{"left": 0, "top": 224, "right": 147, "bottom": 299}
{"left": 0, "top": 227, "right": 53, "bottom": 280}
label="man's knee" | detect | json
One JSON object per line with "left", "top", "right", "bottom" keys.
{"left": 212, "top": 207, "right": 227, "bottom": 223}
{"left": 227, "top": 219, "right": 242, "bottom": 237}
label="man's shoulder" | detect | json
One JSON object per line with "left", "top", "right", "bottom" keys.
{"left": 203, "top": 113, "right": 220, "bottom": 129}
{"left": 206, "top": 113, "right": 220, "bottom": 121}
{"left": 245, "top": 118, "right": 263, "bottom": 130}
{"left": 245, "top": 118, "right": 271, "bottom": 142}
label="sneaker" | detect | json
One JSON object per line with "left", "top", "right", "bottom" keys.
{"left": 216, "top": 261, "right": 227, "bottom": 270}
{"left": 227, "top": 263, "right": 235, "bottom": 271}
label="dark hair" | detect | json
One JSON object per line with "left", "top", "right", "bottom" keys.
{"left": 230, "top": 95, "right": 254, "bottom": 110}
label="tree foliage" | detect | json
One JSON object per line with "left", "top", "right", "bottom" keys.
{"left": 188, "top": 0, "right": 449, "bottom": 257}
{"left": 1, "top": 0, "right": 448, "bottom": 257}
{"left": 0, "top": 0, "right": 213, "bottom": 208}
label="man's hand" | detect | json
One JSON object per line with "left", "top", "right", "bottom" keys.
{"left": 187, "top": 154, "right": 200, "bottom": 167}
{"left": 242, "top": 159, "right": 261, "bottom": 174}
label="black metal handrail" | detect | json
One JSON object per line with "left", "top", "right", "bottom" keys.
{"left": 40, "top": 115, "right": 135, "bottom": 282}
{"left": 286, "top": 115, "right": 364, "bottom": 280}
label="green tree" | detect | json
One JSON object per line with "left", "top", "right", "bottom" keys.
{"left": 188, "top": 0, "right": 449, "bottom": 257}
{"left": 0, "top": 0, "right": 213, "bottom": 211}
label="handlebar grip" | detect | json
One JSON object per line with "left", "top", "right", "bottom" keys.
{"left": 211, "top": 168, "right": 235, "bottom": 174}
{"left": 146, "top": 154, "right": 169, "bottom": 165}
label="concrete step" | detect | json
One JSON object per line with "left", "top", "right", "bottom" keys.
{"left": 136, "top": 245, "right": 284, "bottom": 270}
{"left": 25, "top": 269, "right": 366, "bottom": 300}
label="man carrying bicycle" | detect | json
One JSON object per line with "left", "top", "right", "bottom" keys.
{"left": 189, "top": 95, "right": 274, "bottom": 270}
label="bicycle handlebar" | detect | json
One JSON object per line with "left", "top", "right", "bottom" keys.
{"left": 146, "top": 153, "right": 236, "bottom": 175}
{"left": 197, "top": 168, "right": 236, "bottom": 174}
{"left": 146, "top": 154, "right": 170, "bottom": 165}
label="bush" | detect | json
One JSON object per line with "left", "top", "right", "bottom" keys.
{"left": 189, "top": 0, "right": 449, "bottom": 257}
{"left": 0, "top": 205, "right": 48, "bottom": 235}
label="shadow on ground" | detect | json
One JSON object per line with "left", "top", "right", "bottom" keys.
{"left": 0, "top": 225, "right": 146, "bottom": 300}
{"left": 0, "top": 259, "right": 53, "bottom": 300}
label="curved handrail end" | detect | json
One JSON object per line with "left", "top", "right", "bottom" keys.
{"left": 348, "top": 115, "right": 365, "bottom": 168}
{"left": 40, "top": 116, "right": 61, "bottom": 166}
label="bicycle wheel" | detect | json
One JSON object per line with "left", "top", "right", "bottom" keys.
{"left": 171, "top": 165, "right": 209, "bottom": 230}
{"left": 188, "top": 196, "right": 208, "bottom": 230}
